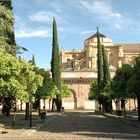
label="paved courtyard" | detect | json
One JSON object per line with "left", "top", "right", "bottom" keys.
{"left": 0, "top": 110, "right": 140, "bottom": 140}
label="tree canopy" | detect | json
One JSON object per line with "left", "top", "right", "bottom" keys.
{"left": 111, "top": 64, "right": 134, "bottom": 99}
{"left": 35, "top": 69, "right": 57, "bottom": 100}
{"left": 0, "top": 1, "right": 27, "bottom": 55}
{"left": 0, "top": 48, "right": 43, "bottom": 103}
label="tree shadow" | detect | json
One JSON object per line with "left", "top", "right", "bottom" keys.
{"left": 0, "top": 110, "right": 140, "bottom": 139}
{"left": 0, "top": 111, "right": 54, "bottom": 129}
{"left": 36, "top": 111, "right": 140, "bottom": 139}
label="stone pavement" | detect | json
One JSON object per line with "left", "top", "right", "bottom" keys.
{"left": 0, "top": 110, "right": 140, "bottom": 140}
{"left": 103, "top": 112, "right": 140, "bottom": 130}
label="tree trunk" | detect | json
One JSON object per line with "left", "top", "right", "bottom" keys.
{"left": 134, "top": 99, "right": 137, "bottom": 110}
{"left": 20, "top": 100, "right": 22, "bottom": 111}
{"left": 114, "top": 99, "right": 121, "bottom": 115}
{"left": 138, "top": 97, "right": 140, "bottom": 121}
{"left": 56, "top": 99, "right": 62, "bottom": 112}
{"left": 12, "top": 101, "right": 16, "bottom": 127}
{"left": 49, "top": 99, "right": 51, "bottom": 111}
{"left": 38, "top": 99, "right": 41, "bottom": 115}
{"left": 29, "top": 101, "right": 32, "bottom": 127}
{"left": 121, "top": 99, "right": 126, "bottom": 118}
{"left": 25, "top": 103, "right": 29, "bottom": 120}
{"left": 43, "top": 99, "right": 45, "bottom": 109}
{"left": 52, "top": 99, "right": 55, "bottom": 111}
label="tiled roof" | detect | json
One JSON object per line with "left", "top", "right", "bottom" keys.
{"left": 85, "top": 32, "right": 106, "bottom": 41}
{"left": 122, "top": 44, "right": 140, "bottom": 53}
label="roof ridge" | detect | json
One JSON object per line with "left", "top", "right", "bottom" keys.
{"left": 85, "top": 32, "right": 106, "bottom": 41}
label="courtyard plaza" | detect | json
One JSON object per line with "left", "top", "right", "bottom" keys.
{"left": 0, "top": 110, "right": 140, "bottom": 140}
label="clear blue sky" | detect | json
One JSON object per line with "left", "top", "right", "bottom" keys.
{"left": 12, "top": 0, "right": 140, "bottom": 69}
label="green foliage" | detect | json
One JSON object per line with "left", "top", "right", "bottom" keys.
{"left": 61, "top": 81, "right": 71, "bottom": 98}
{"left": 0, "top": 2, "right": 16, "bottom": 54}
{"left": 131, "top": 55, "right": 140, "bottom": 121}
{"left": 127, "top": 55, "right": 140, "bottom": 98}
{"left": 97, "top": 27, "right": 103, "bottom": 90}
{"left": 90, "top": 80, "right": 112, "bottom": 100}
{"left": 35, "top": 69, "right": 71, "bottom": 99}
{"left": 90, "top": 28, "right": 111, "bottom": 104}
{"left": 0, "top": 1, "right": 27, "bottom": 54}
{"left": 111, "top": 64, "right": 134, "bottom": 99}
{"left": 102, "top": 45, "right": 110, "bottom": 86}
{"left": 126, "top": 77, "right": 138, "bottom": 98}
{"left": 0, "top": 48, "right": 43, "bottom": 102}
{"left": 0, "top": 0, "right": 12, "bottom": 9}
{"left": 51, "top": 17, "right": 61, "bottom": 92}
{"left": 89, "top": 81, "right": 99, "bottom": 100}
{"left": 31, "top": 54, "right": 36, "bottom": 67}
{"left": 51, "top": 17, "right": 62, "bottom": 111}
{"left": 35, "top": 69, "right": 57, "bottom": 100}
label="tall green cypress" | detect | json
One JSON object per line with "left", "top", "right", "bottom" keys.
{"left": 97, "top": 27, "right": 103, "bottom": 90}
{"left": 51, "top": 17, "right": 61, "bottom": 111}
{"left": 102, "top": 45, "right": 110, "bottom": 86}
{"left": 31, "top": 54, "right": 36, "bottom": 67}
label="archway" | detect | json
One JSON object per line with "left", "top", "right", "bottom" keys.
{"left": 62, "top": 89, "right": 77, "bottom": 109}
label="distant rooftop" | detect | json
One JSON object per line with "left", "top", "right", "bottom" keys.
{"left": 122, "top": 44, "right": 140, "bottom": 53}
{"left": 84, "top": 32, "right": 113, "bottom": 46}
{"left": 85, "top": 32, "right": 106, "bottom": 41}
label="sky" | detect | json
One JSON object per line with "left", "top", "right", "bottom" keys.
{"left": 12, "top": 0, "right": 140, "bottom": 69}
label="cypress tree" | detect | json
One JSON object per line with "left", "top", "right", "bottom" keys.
{"left": 96, "top": 27, "right": 105, "bottom": 111}
{"left": 31, "top": 54, "right": 36, "bottom": 67}
{"left": 97, "top": 27, "right": 103, "bottom": 90}
{"left": 51, "top": 17, "right": 61, "bottom": 111}
{"left": 102, "top": 45, "right": 110, "bottom": 85}
{"left": 102, "top": 45, "right": 112, "bottom": 112}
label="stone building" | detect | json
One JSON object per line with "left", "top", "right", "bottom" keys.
{"left": 60, "top": 31, "right": 140, "bottom": 110}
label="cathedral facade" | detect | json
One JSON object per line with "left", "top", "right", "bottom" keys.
{"left": 60, "top": 32, "right": 140, "bottom": 110}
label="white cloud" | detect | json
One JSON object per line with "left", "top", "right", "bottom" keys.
{"left": 15, "top": 15, "right": 51, "bottom": 38}
{"left": 28, "top": 11, "right": 55, "bottom": 22}
{"left": 79, "top": 1, "right": 122, "bottom": 18}
{"left": 15, "top": 29, "right": 49, "bottom": 38}
{"left": 80, "top": 30, "right": 94, "bottom": 35}
{"left": 79, "top": 1, "right": 139, "bottom": 31}
{"left": 79, "top": 0, "right": 123, "bottom": 29}
{"left": 28, "top": 11, "right": 66, "bottom": 24}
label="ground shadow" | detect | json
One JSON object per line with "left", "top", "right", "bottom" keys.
{"left": 0, "top": 110, "right": 55, "bottom": 129}
{"left": 0, "top": 110, "right": 140, "bottom": 139}
{"left": 36, "top": 111, "right": 140, "bottom": 139}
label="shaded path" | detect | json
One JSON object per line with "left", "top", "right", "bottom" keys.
{"left": 32, "top": 111, "right": 140, "bottom": 139}
{"left": 0, "top": 110, "right": 140, "bottom": 139}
